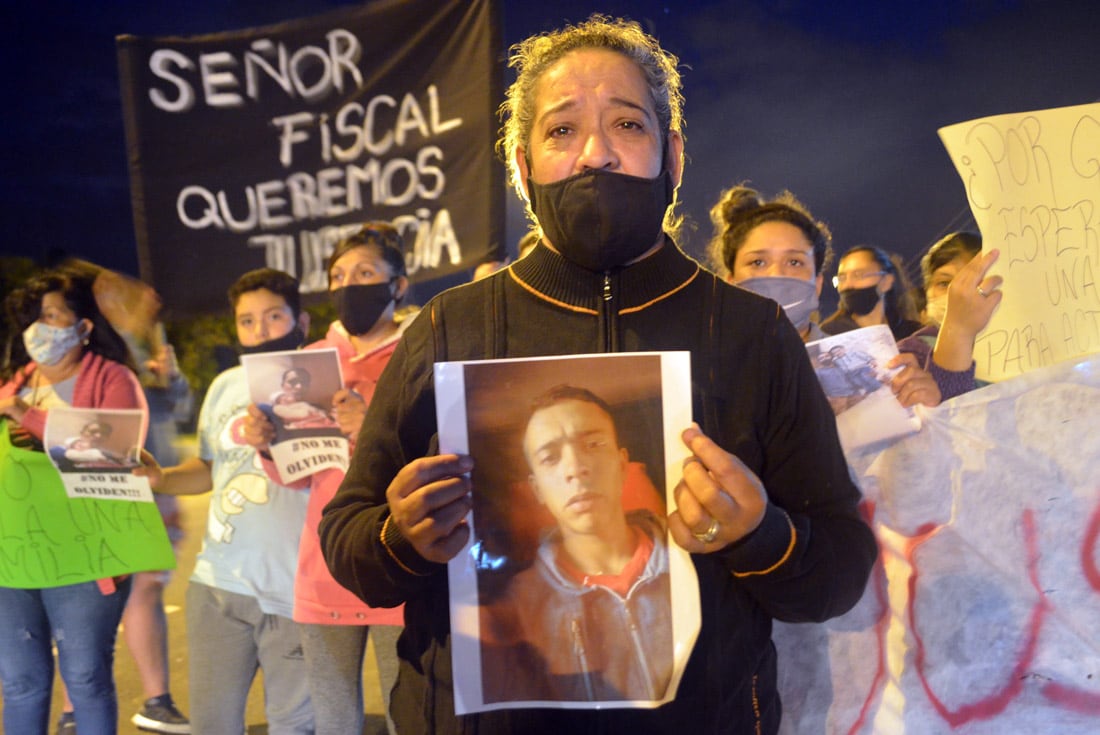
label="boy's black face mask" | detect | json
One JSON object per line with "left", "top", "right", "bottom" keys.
{"left": 239, "top": 326, "right": 305, "bottom": 355}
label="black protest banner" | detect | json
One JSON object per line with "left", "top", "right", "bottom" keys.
{"left": 117, "top": 0, "right": 503, "bottom": 315}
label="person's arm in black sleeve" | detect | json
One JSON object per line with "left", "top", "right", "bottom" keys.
{"left": 671, "top": 304, "right": 877, "bottom": 623}
{"left": 721, "top": 311, "right": 876, "bottom": 622}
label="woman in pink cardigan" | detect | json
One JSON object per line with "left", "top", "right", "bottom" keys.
{"left": 243, "top": 223, "right": 412, "bottom": 735}
{"left": 0, "top": 268, "right": 148, "bottom": 735}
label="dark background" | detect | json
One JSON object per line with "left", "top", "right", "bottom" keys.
{"left": 3, "top": 0, "right": 1098, "bottom": 317}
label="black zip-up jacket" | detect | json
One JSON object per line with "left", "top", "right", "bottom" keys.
{"left": 320, "top": 241, "right": 877, "bottom": 734}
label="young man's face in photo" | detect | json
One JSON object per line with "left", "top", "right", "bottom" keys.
{"left": 524, "top": 398, "right": 629, "bottom": 537}
{"left": 234, "top": 288, "right": 297, "bottom": 348}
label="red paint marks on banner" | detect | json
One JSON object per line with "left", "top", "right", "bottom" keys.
{"left": 1080, "top": 498, "right": 1100, "bottom": 591}
{"left": 1041, "top": 494, "right": 1100, "bottom": 712}
{"left": 1042, "top": 682, "right": 1100, "bottom": 714}
{"left": 846, "top": 553, "right": 890, "bottom": 735}
{"left": 908, "top": 509, "right": 1049, "bottom": 727}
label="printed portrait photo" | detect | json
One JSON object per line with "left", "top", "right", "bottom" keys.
{"left": 460, "top": 354, "right": 674, "bottom": 705}
{"left": 806, "top": 325, "right": 920, "bottom": 451}
{"left": 242, "top": 349, "right": 344, "bottom": 444}
{"left": 44, "top": 408, "right": 144, "bottom": 474}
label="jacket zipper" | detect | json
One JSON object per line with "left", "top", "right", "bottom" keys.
{"left": 625, "top": 607, "right": 656, "bottom": 700}
{"left": 600, "top": 272, "right": 613, "bottom": 352}
{"left": 572, "top": 618, "right": 596, "bottom": 700}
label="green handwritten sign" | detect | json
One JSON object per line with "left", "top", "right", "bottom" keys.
{"left": 0, "top": 421, "right": 175, "bottom": 588}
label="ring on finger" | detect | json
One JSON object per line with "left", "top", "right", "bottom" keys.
{"left": 692, "top": 517, "right": 720, "bottom": 544}
{"left": 683, "top": 455, "right": 704, "bottom": 470}
{"left": 977, "top": 285, "right": 988, "bottom": 297}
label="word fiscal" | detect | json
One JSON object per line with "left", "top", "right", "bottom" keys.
{"left": 273, "top": 85, "right": 462, "bottom": 166}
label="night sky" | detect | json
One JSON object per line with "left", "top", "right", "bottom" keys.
{"left": 3, "top": 0, "right": 1098, "bottom": 315}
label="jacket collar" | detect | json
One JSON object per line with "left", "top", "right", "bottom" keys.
{"left": 534, "top": 509, "right": 669, "bottom": 593}
{"left": 509, "top": 238, "right": 701, "bottom": 314}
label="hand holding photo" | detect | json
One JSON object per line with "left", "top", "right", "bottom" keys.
{"left": 2, "top": 408, "right": 175, "bottom": 588}
{"left": 242, "top": 348, "right": 349, "bottom": 483}
{"left": 435, "top": 352, "right": 699, "bottom": 714}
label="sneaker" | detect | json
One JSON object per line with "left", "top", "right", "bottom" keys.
{"left": 131, "top": 694, "right": 191, "bottom": 734}
{"left": 56, "top": 711, "right": 76, "bottom": 735}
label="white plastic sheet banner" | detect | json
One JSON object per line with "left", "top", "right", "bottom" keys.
{"left": 776, "top": 353, "right": 1100, "bottom": 734}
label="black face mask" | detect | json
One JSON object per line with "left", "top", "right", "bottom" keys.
{"left": 332, "top": 282, "right": 394, "bottom": 336}
{"left": 527, "top": 169, "right": 673, "bottom": 272}
{"left": 240, "top": 326, "right": 306, "bottom": 355}
{"left": 839, "top": 285, "right": 882, "bottom": 316}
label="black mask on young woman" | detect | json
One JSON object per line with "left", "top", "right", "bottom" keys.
{"left": 527, "top": 169, "right": 673, "bottom": 273}
{"left": 332, "top": 282, "right": 394, "bottom": 336}
{"left": 838, "top": 285, "right": 882, "bottom": 316}
{"left": 239, "top": 326, "right": 306, "bottom": 355}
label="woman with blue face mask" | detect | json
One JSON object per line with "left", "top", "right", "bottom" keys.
{"left": 710, "top": 185, "right": 941, "bottom": 409}
{"left": 0, "top": 268, "right": 148, "bottom": 735}
{"left": 708, "top": 184, "right": 833, "bottom": 343}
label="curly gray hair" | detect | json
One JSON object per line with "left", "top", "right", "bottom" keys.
{"left": 496, "top": 14, "right": 684, "bottom": 206}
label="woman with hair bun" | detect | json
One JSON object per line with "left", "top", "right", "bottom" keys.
{"left": 710, "top": 185, "right": 940, "bottom": 408}
{"left": 708, "top": 184, "right": 833, "bottom": 343}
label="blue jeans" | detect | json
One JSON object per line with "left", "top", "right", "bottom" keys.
{"left": 0, "top": 578, "right": 131, "bottom": 735}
